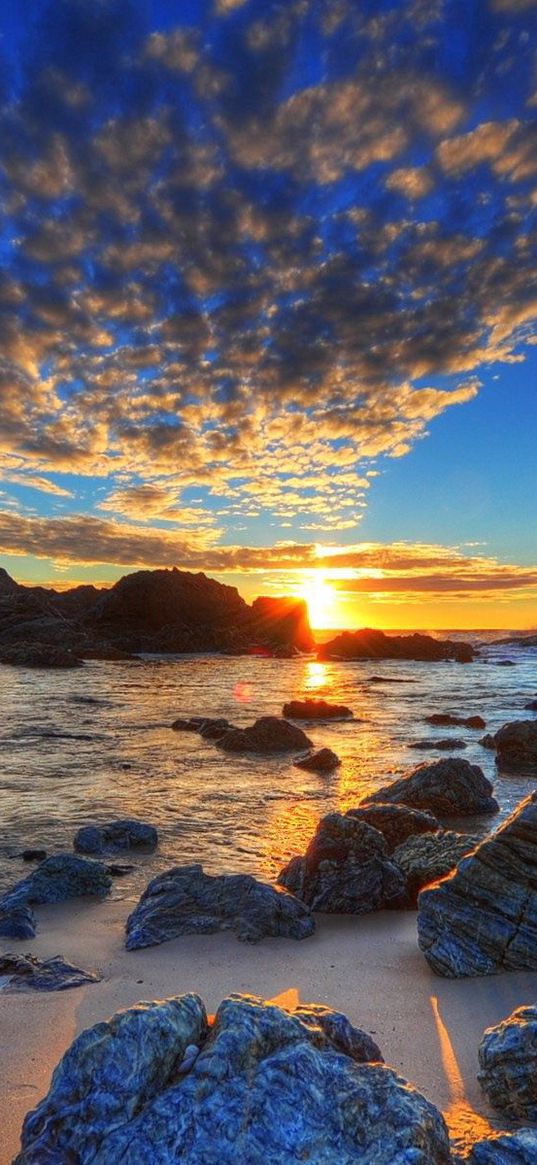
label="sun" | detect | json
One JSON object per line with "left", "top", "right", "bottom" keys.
{"left": 296, "top": 571, "right": 338, "bottom": 629}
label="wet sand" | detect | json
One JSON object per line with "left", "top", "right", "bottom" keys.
{"left": 1, "top": 896, "right": 536, "bottom": 1162}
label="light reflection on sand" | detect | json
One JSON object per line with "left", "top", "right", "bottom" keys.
{"left": 430, "top": 994, "right": 497, "bottom": 1155}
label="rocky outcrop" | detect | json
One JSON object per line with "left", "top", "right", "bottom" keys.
{"left": 0, "top": 643, "right": 82, "bottom": 668}
{"left": 524, "top": 699, "right": 537, "bottom": 711}
{"left": 293, "top": 748, "right": 340, "bottom": 772}
{"left": 368, "top": 758, "right": 499, "bottom": 817}
{"left": 489, "top": 721, "right": 537, "bottom": 772}
{"left": 478, "top": 1005, "right": 537, "bottom": 1121}
{"left": 0, "top": 854, "right": 112, "bottom": 917}
{"left": 318, "top": 628, "right": 474, "bottom": 663}
{"left": 467, "top": 1129, "right": 537, "bottom": 1163}
{"left": 74, "top": 819, "right": 158, "bottom": 854}
{"left": 392, "top": 830, "right": 480, "bottom": 907}
{"left": 126, "top": 864, "right": 314, "bottom": 948}
{"left": 283, "top": 698, "right": 353, "bottom": 719}
{"left": 171, "top": 716, "right": 233, "bottom": 741}
{"left": 218, "top": 716, "right": 312, "bottom": 753}
{"left": 425, "top": 714, "right": 486, "bottom": 729}
{"left": 16, "top": 992, "right": 453, "bottom": 1165}
{"left": 346, "top": 803, "right": 439, "bottom": 851}
{"left": 251, "top": 596, "right": 314, "bottom": 652}
{"left": 410, "top": 738, "right": 467, "bottom": 750}
{"left": 277, "top": 813, "right": 406, "bottom": 912}
{"left": 0, "top": 953, "right": 101, "bottom": 992}
{"left": 417, "top": 791, "right": 537, "bottom": 976}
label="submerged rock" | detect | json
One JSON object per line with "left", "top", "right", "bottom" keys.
{"left": 16, "top": 992, "right": 453, "bottom": 1165}
{"left": 0, "top": 903, "right": 36, "bottom": 939}
{"left": 20, "top": 849, "right": 47, "bottom": 862}
{"left": 478, "top": 1005, "right": 537, "bottom": 1121}
{"left": 0, "top": 953, "right": 101, "bottom": 993}
{"left": 410, "top": 738, "right": 467, "bottom": 750}
{"left": 0, "top": 853, "right": 112, "bottom": 915}
{"left": 126, "top": 864, "right": 314, "bottom": 948}
{"left": 491, "top": 721, "right": 537, "bottom": 772}
{"left": 368, "top": 757, "right": 499, "bottom": 817}
{"left": 277, "top": 813, "right": 406, "bottom": 913}
{"left": 467, "top": 1129, "right": 537, "bottom": 1163}
{"left": 74, "top": 819, "right": 158, "bottom": 855}
{"left": 425, "top": 714, "right": 486, "bottom": 729}
{"left": 392, "top": 830, "right": 480, "bottom": 908}
{"left": 283, "top": 698, "right": 353, "bottom": 719}
{"left": 218, "top": 716, "right": 312, "bottom": 753}
{"left": 524, "top": 699, "right": 537, "bottom": 712}
{"left": 417, "top": 791, "right": 537, "bottom": 976}
{"left": 346, "top": 803, "right": 439, "bottom": 852}
{"left": 293, "top": 747, "right": 340, "bottom": 772}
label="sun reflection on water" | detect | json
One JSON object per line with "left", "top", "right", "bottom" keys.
{"left": 303, "top": 661, "right": 331, "bottom": 691}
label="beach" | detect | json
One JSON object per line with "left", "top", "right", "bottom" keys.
{"left": 3, "top": 896, "right": 537, "bottom": 1162}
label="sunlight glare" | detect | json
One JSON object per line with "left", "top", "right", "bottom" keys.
{"left": 297, "top": 571, "right": 338, "bottom": 628}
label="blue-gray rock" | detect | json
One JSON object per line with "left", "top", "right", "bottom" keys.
{"left": 126, "top": 863, "right": 314, "bottom": 948}
{"left": 277, "top": 813, "right": 406, "bottom": 913}
{"left": 218, "top": 716, "right": 312, "bottom": 753}
{"left": 0, "top": 853, "right": 112, "bottom": 915}
{"left": 392, "top": 830, "right": 481, "bottom": 908}
{"left": 0, "top": 903, "right": 36, "bottom": 939}
{"left": 467, "top": 1129, "right": 537, "bottom": 1163}
{"left": 74, "top": 819, "right": 158, "bottom": 854}
{"left": 490, "top": 721, "right": 537, "bottom": 772}
{"left": 368, "top": 757, "right": 499, "bottom": 817}
{"left": 346, "top": 803, "right": 439, "bottom": 852}
{"left": 0, "top": 953, "right": 101, "bottom": 992}
{"left": 478, "top": 1005, "right": 537, "bottom": 1120}
{"left": 20, "top": 849, "right": 47, "bottom": 862}
{"left": 417, "top": 792, "right": 537, "bottom": 976}
{"left": 16, "top": 992, "right": 453, "bottom": 1165}
{"left": 293, "top": 747, "right": 340, "bottom": 772}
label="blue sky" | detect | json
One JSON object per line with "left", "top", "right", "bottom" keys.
{"left": 0, "top": 0, "right": 536, "bottom": 626}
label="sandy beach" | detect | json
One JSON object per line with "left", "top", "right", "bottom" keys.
{"left": 2, "top": 895, "right": 537, "bottom": 1162}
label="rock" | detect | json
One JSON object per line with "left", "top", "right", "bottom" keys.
{"left": 0, "top": 854, "right": 112, "bottom": 915}
{"left": 0, "top": 642, "right": 82, "bottom": 668}
{"left": 74, "top": 820, "right": 158, "bottom": 855}
{"left": 417, "top": 791, "right": 537, "bottom": 976}
{"left": 368, "top": 757, "right": 499, "bottom": 817}
{"left": 105, "top": 863, "right": 135, "bottom": 877}
{"left": 0, "top": 953, "right": 101, "bottom": 992}
{"left": 477, "top": 1004, "right": 537, "bottom": 1121}
{"left": 425, "top": 713, "right": 486, "bottom": 729}
{"left": 346, "top": 803, "right": 439, "bottom": 852}
{"left": 392, "top": 830, "right": 481, "bottom": 907}
{"left": 495, "top": 659, "right": 516, "bottom": 666}
{"left": 524, "top": 700, "right": 537, "bottom": 711}
{"left": 198, "top": 718, "right": 233, "bottom": 739}
{"left": 369, "top": 675, "right": 417, "bottom": 683}
{"left": 277, "top": 813, "right": 406, "bottom": 913}
{"left": 16, "top": 992, "right": 453, "bottom": 1165}
{"left": 218, "top": 716, "right": 312, "bottom": 753}
{"left": 318, "top": 627, "right": 475, "bottom": 663}
{"left": 293, "top": 748, "right": 340, "bottom": 772}
{"left": 0, "top": 903, "right": 36, "bottom": 939}
{"left": 467, "top": 1129, "right": 537, "bottom": 1163}
{"left": 20, "top": 849, "right": 47, "bottom": 862}
{"left": 480, "top": 734, "right": 496, "bottom": 749}
{"left": 126, "top": 864, "right": 314, "bottom": 949}
{"left": 492, "top": 721, "right": 537, "bottom": 771}
{"left": 283, "top": 698, "right": 353, "bottom": 720}
{"left": 171, "top": 716, "right": 207, "bottom": 731}
{"left": 250, "top": 595, "right": 314, "bottom": 652}
{"left": 410, "top": 738, "right": 467, "bottom": 750}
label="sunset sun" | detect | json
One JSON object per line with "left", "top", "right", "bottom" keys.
{"left": 296, "top": 572, "right": 338, "bottom": 629}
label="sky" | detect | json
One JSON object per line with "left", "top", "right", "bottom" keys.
{"left": 0, "top": 0, "right": 536, "bottom": 629}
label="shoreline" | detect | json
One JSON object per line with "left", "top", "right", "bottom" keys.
{"left": 2, "top": 897, "right": 537, "bottom": 1161}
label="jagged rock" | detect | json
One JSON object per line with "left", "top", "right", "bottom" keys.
{"left": 0, "top": 854, "right": 112, "bottom": 916}
{"left": 467, "top": 1129, "right": 537, "bottom": 1163}
{"left": 0, "top": 953, "right": 101, "bottom": 992}
{"left": 318, "top": 627, "right": 474, "bottom": 663}
{"left": 126, "top": 864, "right": 314, "bottom": 948}
{"left": 491, "top": 721, "right": 537, "bottom": 772}
{"left": 392, "top": 831, "right": 481, "bottom": 907}
{"left": 171, "top": 716, "right": 207, "bottom": 731}
{"left": 0, "top": 904, "right": 36, "bottom": 939}
{"left": 346, "top": 803, "right": 439, "bottom": 852}
{"left": 0, "top": 642, "right": 82, "bottom": 668}
{"left": 251, "top": 595, "right": 314, "bottom": 651}
{"left": 277, "top": 813, "right": 406, "bottom": 913}
{"left": 524, "top": 700, "right": 537, "bottom": 711}
{"left": 199, "top": 718, "right": 233, "bottom": 739}
{"left": 15, "top": 992, "right": 453, "bottom": 1165}
{"left": 425, "top": 714, "right": 486, "bottom": 729}
{"left": 477, "top": 1005, "right": 537, "bottom": 1121}
{"left": 74, "top": 820, "right": 158, "bottom": 855}
{"left": 410, "top": 738, "right": 467, "bottom": 750}
{"left": 293, "top": 748, "right": 340, "bottom": 772}
{"left": 417, "top": 791, "right": 537, "bottom": 976}
{"left": 283, "top": 698, "right": 353, "bottom": 720}
{"left": 368, "top": 758, "right": 499, "bottom": 817}
{"left": 218, "top": 716, "right": 312, "bottom": 753}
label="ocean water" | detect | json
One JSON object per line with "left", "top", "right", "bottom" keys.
{"left": 0, "top": 632, "right": 535, "bottom": 898}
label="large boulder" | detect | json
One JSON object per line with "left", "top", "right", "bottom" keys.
{"left": 277, "top": 813, "right": 406, "bottom": 913}
{"left": 0, "top": 642, "right": 82, "bottom": 668}
{"left": 392, "top": 831, "right": 481, "bottom": 907}
{"left": 251, "top": 596, "right": 314, "bottom": 652}
{"left": 218, "top": 716, "right": 312, "bottom": 753}
{"left": 283, "top": 698, "right": 353, "bottom": 720}
{"left": 0, "top": 953, "right": 101, "bottom": 993}
{"left": 0, "top": 853, "right": 112, "bottom": 913}
{"left": 367, "top": 758, "right": 499, "bottom": 817}
{"left": 477, "top": 1005, "right": 537, "bottom": 1121}
{"left": 318, "top": 627, "right": 474, "bottom": 663}
{"left": 490, "top": 721, "right": 537, "bottom": 772}
{"left": 74, "top": 819, "right": 158, "bottom": 855}
{"left": 346, "top": 803, "right": 439, "bottom": 852}
{"left": 417, "top": 791, "right": 537, "bottom": 976}
{"left": 126, "top": 864, "right": 314, "bottom": 948}
{"left": 467, "top": 1129, "right": 537, "bottom": 1163}
{"left": 0, "top": 903, "right": 36, "bottom": 939}
{"left": 15, "top": 992, "right": 453, "bottom": 1165}
{"left": 293, "top": 748, "right": 340, "bottom": 772}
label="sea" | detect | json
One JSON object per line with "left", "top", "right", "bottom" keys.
{"left": 0, "top": 629, "right": 535, "bottom": 898}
